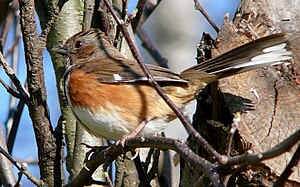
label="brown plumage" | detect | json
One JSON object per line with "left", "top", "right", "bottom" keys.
{"left": 52, "top": 29, "right": 291, "bottom": 140}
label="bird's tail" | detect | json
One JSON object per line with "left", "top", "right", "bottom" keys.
{"left": 180, "top": 33, "right": 292, "bottom": 84}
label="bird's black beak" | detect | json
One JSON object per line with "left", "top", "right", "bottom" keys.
{"left": 51, "top": 45, "right": 68, "bottom": 55}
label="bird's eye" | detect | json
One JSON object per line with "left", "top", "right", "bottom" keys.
{"left": 75, "top": 40, "right": 84, "bottom": 48}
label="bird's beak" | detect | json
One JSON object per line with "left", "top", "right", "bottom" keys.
{"left": 51, "top": 45, "right": 68, "bottom": 55}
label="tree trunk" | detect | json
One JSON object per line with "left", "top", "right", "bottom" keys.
{"left": 181, "top": 0, "right": 300, "bottom": 186}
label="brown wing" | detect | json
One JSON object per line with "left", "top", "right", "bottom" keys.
{"left": 76, "top": 55, "right": 187, "bottom": 84}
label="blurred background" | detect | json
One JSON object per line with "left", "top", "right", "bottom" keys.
{"left": 0, "top": 0, "right": 239, "bottom": 186}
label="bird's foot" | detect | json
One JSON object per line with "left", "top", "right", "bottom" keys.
{"left": 116, "top": 120, "right": 148, "bottom": 147}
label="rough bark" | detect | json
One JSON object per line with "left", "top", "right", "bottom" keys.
{"left": 181, "top": 0, "right": 299, "bottom": 186}
{"left": 19, "top": 0, "right": 64, "bottom": 185}
{"left": 216, "top": 0, "right": 300, "bottom": 183}
{"left": 46, "top": 0, "right": 84, "bottom": 179}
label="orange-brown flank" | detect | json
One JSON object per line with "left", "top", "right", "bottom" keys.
{"left": 66, "top": 69, "right": 187, "bottom": 126}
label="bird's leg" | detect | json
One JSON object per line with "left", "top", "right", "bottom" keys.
{"left": 116, "top": 120, "right": 148, "bottom": 147}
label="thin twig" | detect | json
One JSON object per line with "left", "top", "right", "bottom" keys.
{"left": 0, "top": 124, "right": 15, "bottom": 186}
{"left": 15, "top": 172, "right": 22, "bottom": 187}
{"left": 0, "top": 78, "right": 22, "bottom": 99}
{"left": 137, "top": 28, "right": 169, "bottom": 68}
{"left": 273, "top": 143, "right": 300, "bottom": 187}
{"left": 0, "top": 0, "right": 19, "bottom": 52}
{"left": 227, "top": 129, "right": 300, "bottom": 166}
{"left": 133, "top": 0, "right": 162, "bottom": 32}
{"left": 83, "top": 0, "right": 95, "bottom": 30}
{"left": 131, "top": 0, "right": 146, "bottom": 32}
{"left": 103, "top": 0, "right": 226, "bottom": 165}
{"left": 144, "top": 148, "right": 154, "bottom": 172}
{"left": 133, "top": 153, "right": 151, "bottom": 187}
{"left": 38, "top": 0, "right": 61, "bottom": 48}
{"left": 5, "top": 19, "right": 22, "bottom": 154}
{"left": 113, "top": 0, "right": 128, "bottom": 48}
{"left": 0, "top": 52, "right": 30, "bottom": 104}
{"left": 7, "top": 99, "right": 26, "bottom": 154}
{"left": 0, "top": 146, "right": 43, "bottom": 186}
{"left": 193, "top": 0, "right": 219, "bottom": 33}
{"left": 126, "top": 9, "right": 137, "bottom": 24}
{"left": 146, "top": 148, "right": 160, "bottom": 180}
{"left": 4, "top": 35, "right": 21, "bottom": 58}
{"left": 15, "top": 157, "right": 39, "bottom": 165}
{"left": 227, "top": 113, "right": 241, "bottom": 157}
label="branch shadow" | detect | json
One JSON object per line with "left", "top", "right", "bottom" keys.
{"left": 221, "top": 92, "right": 255, "bottom": 114}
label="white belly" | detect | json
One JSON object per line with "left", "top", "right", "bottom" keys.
{"left": 71, "top": 105, "right": 170, "bottom": 141}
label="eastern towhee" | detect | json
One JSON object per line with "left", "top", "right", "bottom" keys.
{"left": 52, "top": 29, "right": 291, "bottom": 141}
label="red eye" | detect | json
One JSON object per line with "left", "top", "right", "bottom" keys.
{"left": 75, "top": 40, "right": 83, "bottom": 48}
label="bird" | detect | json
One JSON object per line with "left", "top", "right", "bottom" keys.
{"left": 52, "top": 29, "right": 291, "bottom": 141}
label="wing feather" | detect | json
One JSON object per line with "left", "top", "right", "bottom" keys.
{"left": 76, "top": 56, "right": 187, "bottom": 84}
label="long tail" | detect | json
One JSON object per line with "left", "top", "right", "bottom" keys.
{"left": 180, "top": 33, "right": 292, "bottom": 83}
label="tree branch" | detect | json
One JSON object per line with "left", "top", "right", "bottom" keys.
{"left": 226, "top": 129, "right": 300, "bottom": 166}
{"left": 0, "top": 52, "right": 30, "bottom": 104}
{"left": 137, "top": 28, "right": 169, "bottom": 68}
{"left": 0, "top": 125, "right": 15, "bottom": 186}
{"left": 69, "top": 136, "right": 223, "bottom": 187}
{"left": 0, "top": 144, "right": 42, "bottom": 186}
{"left": 193, "top": 0, "right": 219, "bottom": 33}
{"left": 6, "top": 100, "right": 25, "bottom": 154}
{"left": 132, "top": 0, "right": 162, "bottom": 32}
{"left": 83, "top": 0, "right": 95, "bottom": 30}
{"left": 0, "top": 78, "right": 22, "bottom": 99}
{"left": 103, "top": 0, "right": 226, "bottom": 164}
{"left": 274, "top": 143, "right": 300, "bottom": 187}
{"left": 0, "top": 0, "right": 19, "bottom": 52}
{"left": 19, "top": 0, "right": 63, "bottom": 185}
{"left": 131, "top": 0, "right": 146, "bottom": 32}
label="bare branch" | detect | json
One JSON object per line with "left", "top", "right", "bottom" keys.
{"left": 6, "top": 92, "right": 26, "bottom": 154}
{"left": 0, "top": 78, "right": 22, "bottom": 99}
{"left": 98, "top": 2, "right": 110, "bottom": 36}
{"left": 132, "top": 0, "right": 162, "bottom": 32}
{"left": 137, "top": 28, "right": 169, "bottom": 68}
{"left": 113, "top": 0, "right": 128, "bottom": 48}
{"left": 4, "top": 16, "right": 22, "bottom": 146}
{"left": 146, "top": 149, "right": 160, "bottom": 180}
{"left": 37, "top": 0, "right": 64, "bottom": 48}
{"left": 274, "top": 143, "right": 300, "bottom": 187}
{"left": 0, "top": 0, "right": 19, "bottom": 52}
{"left": 69, "top": 136, "right": 222, "bottom": 187}
{"left": 193, "top": 0, "right": 219, "bottom": 33}
{"left": 0, "top": 144, "right": 42, "bottom": 186}
{"left": 0, "top": 125, "right": 15, "bottom": 186}
{"left": 103, "top": 0, "right": 225, "bottom": 164}
{"left": 227, "top": 113, "right": 241, "bottom": 156}
{"left": 4, "top": 35, "right": 20, "bottom": 58}
{"left": 0, "top": 52, "right": 30, "bottom": 104}
{"left": 226, "top": 129, "right": 300, "bottom": 166}
{"left": 132, "top": 154, "right": 151, "bottom": 187}
{"left": 19, "top": 0, "right": 64, "bottom": 185}
{"left": 83, "top": 0, "right": 95, "bottom": 30}
{"left": 131, "top": 0, "right": 146, "bottom": 31}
